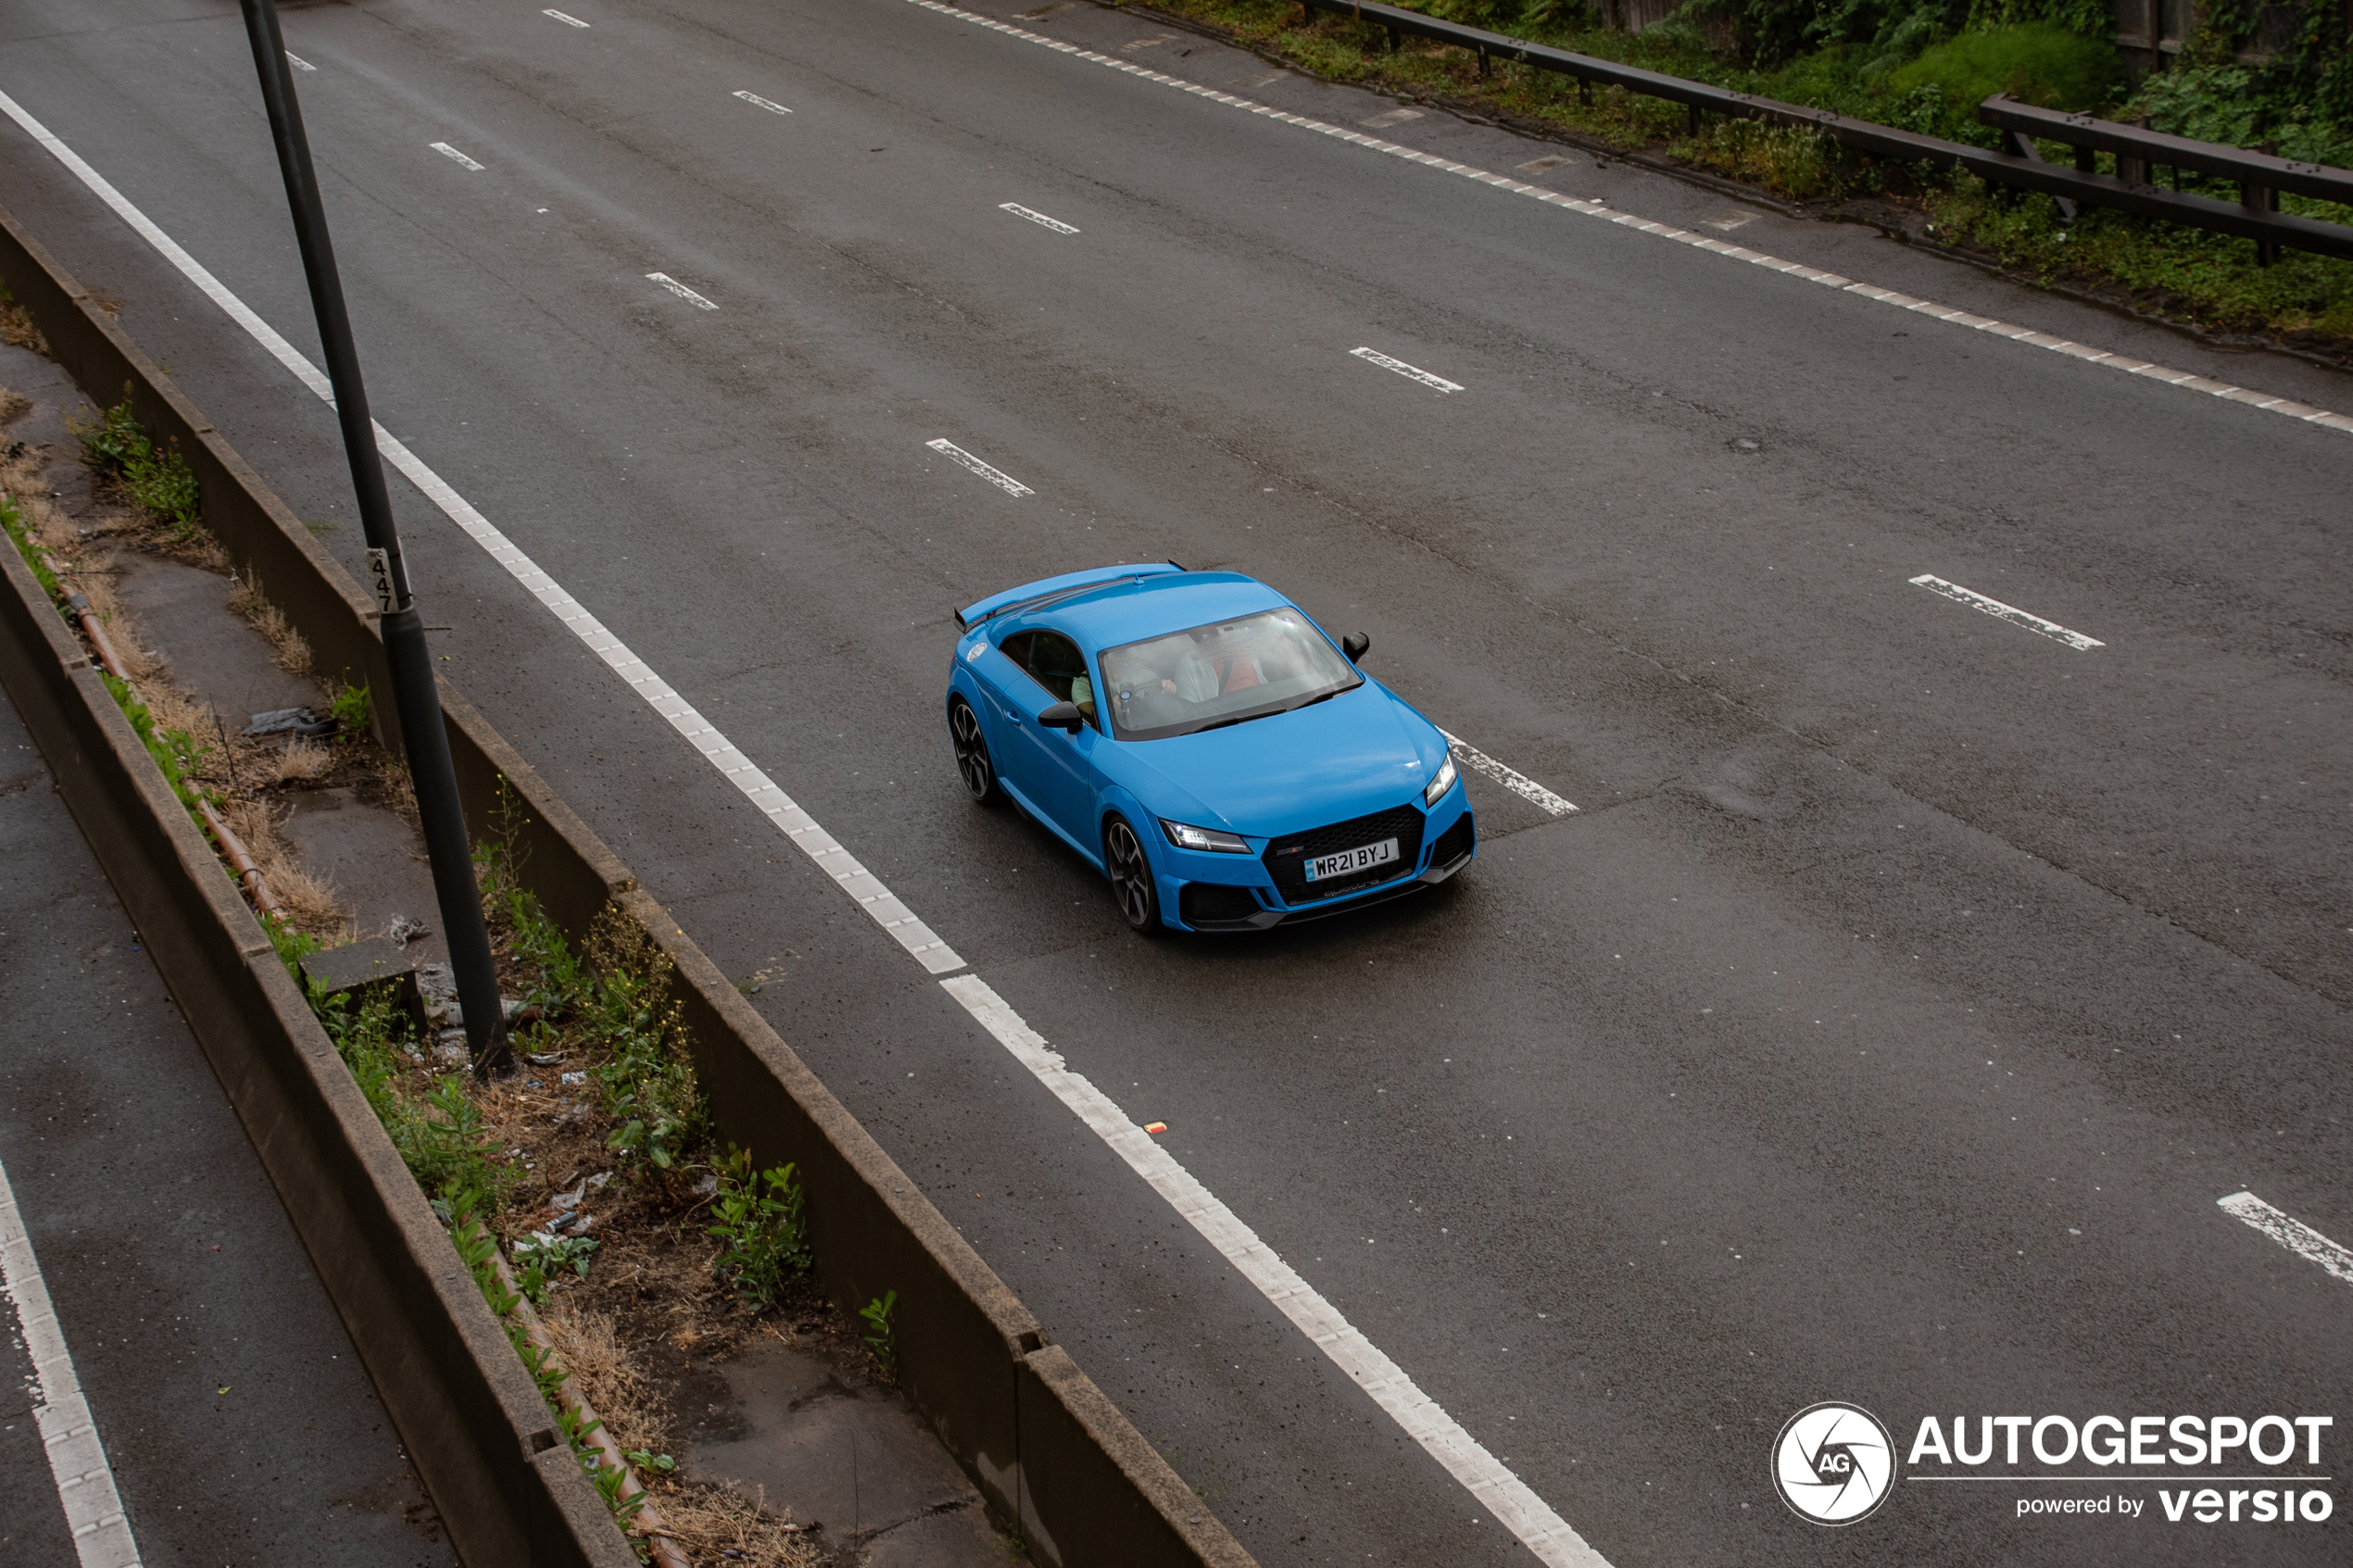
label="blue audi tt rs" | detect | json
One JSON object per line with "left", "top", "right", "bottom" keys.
{"left": 945, "top": 563, "right": 1475, "bottom": 933}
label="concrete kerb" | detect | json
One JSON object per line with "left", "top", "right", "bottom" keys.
{"left": 0, "top": 197, "right": 1258, "bottom": 1568}
{"left": 0, "top": 532, "right": 635, "bottom": 1568}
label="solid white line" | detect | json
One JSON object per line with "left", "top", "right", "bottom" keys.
{"left": 645, "top": 271, "right": 718, "bottom": 310}
{"left": 1352, "top": 345, "right": 1462, "bottom": 395}
{"left": 901, "top": 0, "right": 2353, "bottom": 440}
{"left": 1000, "top": 201, "right": 1079, "bottom": 234}
{"left": 1908, "top": 574, "right": 2103, "bottom": 650}
{"left": 732, "top": 90, "right": 793, "bottom": 115}
{"left": 925, "top": 437, "right": 1034, "bottom": 495}
{"left": 429, "top": 142, "right": 484, "bottom": 172}
{"left": 941, "top": 976, "right": 1609, "bottom": 1568}
{"left": 0, "top": 84, "right": 1600, "bottom": 1562}
{"left": 0, "top": 86, "right": 964, "bottom": 978}
{"left": 2219, "top": 1191, "right": 2353, "bottom": 1286}
{"left": 284, "top": 52, "right": 317, "bottom": 72}
{"left": 0, "top": 1153, "right": 143, "bottom": 1568}
{"left": 542, "top": 7, "right": 589, "bottom": 25}
{"left": 1440, "top": 730, "right": 1578, "bottom": 815}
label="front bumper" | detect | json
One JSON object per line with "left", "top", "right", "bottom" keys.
{"left": 1158, "top": 794, "right": 1475, "bottom": 933}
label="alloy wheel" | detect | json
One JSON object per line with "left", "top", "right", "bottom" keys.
{"left": 1104, "top": 818, "right": 1160, "bottom": 933}
{"left": 950, "top": 698, "right": 998, "bottom": 804}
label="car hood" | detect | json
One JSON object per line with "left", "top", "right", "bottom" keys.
{"left": 1108, "top": 683, "right": 1443, "bottom": 838}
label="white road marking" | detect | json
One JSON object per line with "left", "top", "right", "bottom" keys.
{"left": 1363, "top": 107, "right": 1422, "bottom": 128}
{"left": 2219, "top": 1192, "right": 2353, "bottom": 1286}
{"left": 645, "top": 271, "right": 718, "bottom": 310}
{"left": 925, "top": 437, "right": 1034, "bottom": 495}
{"left": 1120, "top": 32, "right": 1177, "bottom": 52}
{"left": 733, "top": 90, "right": 792, "bottom": 115}
{"left": 1705, "top": 211, "right": 1755, "bottom": 231}
{"left": 1, "top": 1153, "right": 143, "bottom": 1568}
{"left": 942, "top": 976, "right": 1610, "bottom": 1568}
{"left": 429, "top": 141, "right": 484, "bottom": 171}
{"left": 1000, "top": 201, "right": 1078, "bottom": 234}
{"left": 1352, "top": 345, "right": 1462, "bottom": 395}
{"left": 284, "top": 52, "right": 317, "bottom": 72}
{"left": 905, "top": 0, "right": 2353, "bottom": 439}
{"left": 1440, "top": 730, "right": 1578, "bottom": 815}
{"left": 542, "top": 7, "right": 589, "bottom": 25}
{"left": 0, "top": 84, "right": 1598, "bottom": 1564}
{"left": 1908, "top": 574, "right": 2103, "bottom": 650}
{"left": 0, "top": 88, "right": 964, "bottom": 977}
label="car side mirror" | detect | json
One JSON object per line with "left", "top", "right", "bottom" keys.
{"left": 1342, "top": 633, "right": 1370, "bottom": 664}
{"left": 1038, "top": 701, "right": 1085, "bottom": 732}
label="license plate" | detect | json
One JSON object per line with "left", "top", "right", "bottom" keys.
{"left": 1303, "top": 836, "right": 1398, "bottom": 883}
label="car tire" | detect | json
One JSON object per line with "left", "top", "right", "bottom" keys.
{"left": 948, "top": 696, "right": 1001, "bottom": 806}
{"left": 1102, "top": 815, "right": 1163, "bottom": 935}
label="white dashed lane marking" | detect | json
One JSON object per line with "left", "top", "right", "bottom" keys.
{"left": 2219, "top": 1192, "right": 2353, "bottom": 1286}
{"left": 1352, "top": 345, "right": 1463, "bottom": 395}
{"left": 0, "top": 81, "right": 1603, "bottom": 1568}
{"left": 285, "top": 52, "right": 317, "bottom": 72}
{"left": 925, "top": 437, "right": 1034, "bottom": 495}
{"left": 905, "top": 0, "right": 2353, "bottom": 439}
{"left": 734, "top": 90, "right": 792, "bottom": 115}
{"left": 1909, "top": 574, "right": 2104, "bottom": 650}
{"left": 542, "top": 7, "right": 589, "bottom": 25}
{"left": 1440, "top": 730, "right": 1578, "bottom": 815}
{"left": 1000, "top": 201, "right": 1079, "bottom": 234}
{"left": 2, "top": 1152, "right": 143, "bottom": 1568}
{"left": 645, "top": 271, "right": 717, "bottom": 310}
{"left": 430, "top": 141, "right": 484, "bottom": 171}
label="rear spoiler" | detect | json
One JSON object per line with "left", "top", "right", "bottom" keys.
{"left": 953, "top": 561, "right": 1187, "bottom": 631}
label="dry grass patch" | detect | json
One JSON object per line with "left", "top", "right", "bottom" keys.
{"left": 227, "top": 570, "right": 313, "bottom": 673}
{"left": 0, "top": 296, "right": 48, "bottom": 357}
{"left": 654, "top": 1481, "right": 823, "bottom": 1568}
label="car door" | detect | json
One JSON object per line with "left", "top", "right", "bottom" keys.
{"left": 994, "top": 627, "right": 1105, "bottom": 858}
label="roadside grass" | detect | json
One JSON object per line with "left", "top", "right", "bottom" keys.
{"left": 1129, "top": 0, "right": 2353, "bottom": 347}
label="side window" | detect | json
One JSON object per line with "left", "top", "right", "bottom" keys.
{"left": 1001, "top": 631, "right": 1096, "bottom": 726}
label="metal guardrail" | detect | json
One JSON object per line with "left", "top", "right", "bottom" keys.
{"left": 1977, "top": 94, "right": 2353, "bottom": 264}
{"left": 1287, "top": 0, "right": 2353, "bottom": 261}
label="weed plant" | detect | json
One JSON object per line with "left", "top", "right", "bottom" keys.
{"left": 708, "top": 1152, "right": 811, "bottom": 1311}
{"left": 69, "top": 388, "right": 203, "bottom": 538}
{"left": 860, "top": 1291, "right": 900, "bottom": 1382}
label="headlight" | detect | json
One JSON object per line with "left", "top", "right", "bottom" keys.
{"left": 1162, "top": 819, "right": 1251, "bottom": 854}
{"left": 1423, "top": 754, "right": 1458, "bottom": 808}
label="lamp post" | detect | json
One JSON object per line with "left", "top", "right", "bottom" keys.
{"left": 235, "top": 0, "right": 510, "bottom": 1074}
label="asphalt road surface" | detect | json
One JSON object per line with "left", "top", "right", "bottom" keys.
{"left": 1, "top": 2, "right": 2347, "bottom": 1563}
{"left": 0, "top": 570, "right": 454, "bottom": 1568}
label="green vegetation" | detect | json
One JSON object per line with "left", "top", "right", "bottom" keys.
{"left": 330, "top": 680, "right": 371, "bottom": 734}
{"left": 860, "top": 1290, "right": 900, "bottom": 1382}
{"left": 1, "top": 491, "right": 64, "bottom": 601}
{"left": 69, "top": 387, "right": 203, "bottom": 538}
{"left": 100, "top": 670, "right": 212, "bottom": 812}
{"left": 707, "top": 1152, "right": 811, "bottom": 1311}
{"left": 1141, "top": 0, "right": 2353, "bottom": 342}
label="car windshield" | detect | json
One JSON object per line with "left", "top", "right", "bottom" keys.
{"left": 1098, "top": 608, "right": 1362, "bottom": 741}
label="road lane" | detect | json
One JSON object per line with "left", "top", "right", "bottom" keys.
{"left": 0, "top": 2, "right": 2346, "bottom": 1562}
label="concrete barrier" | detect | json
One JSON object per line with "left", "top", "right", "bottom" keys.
{"left": 0, "top": 196, "right": 1256, "bottom": 1568}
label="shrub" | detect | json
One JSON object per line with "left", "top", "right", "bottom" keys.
{"left": 1888, "top": 21, "right": 2124, "bottom": 119}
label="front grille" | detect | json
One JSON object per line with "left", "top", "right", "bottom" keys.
{"left": 1179, "top": 883, "right": 1263, "bottom": 925}
{"left": 1264, "top": 803, "right": 1425, "bottom": 904}
{"left": 1428, "top": 812, "right": 1475, "bottom": 869}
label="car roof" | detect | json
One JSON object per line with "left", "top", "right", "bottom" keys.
{"left": 1018, "top": 571, "right": 1291, "bottom": 649}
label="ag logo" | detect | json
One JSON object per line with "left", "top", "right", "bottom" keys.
{"left": 1772, "top": 1401, "right": 1896, "bottom": 1524}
